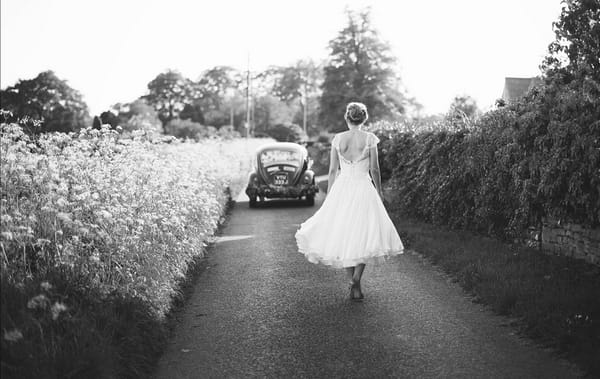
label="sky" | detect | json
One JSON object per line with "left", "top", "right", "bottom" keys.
{"left": 1, "top": 0, "right": 563, "bottom": 116}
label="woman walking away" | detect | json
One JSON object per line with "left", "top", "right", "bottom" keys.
{"left": 295, "top": 102, "right": 404, "bottom": 301}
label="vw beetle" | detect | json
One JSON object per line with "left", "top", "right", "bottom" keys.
{"left": 245, "top": 142, "right": 318, "bottom": 207}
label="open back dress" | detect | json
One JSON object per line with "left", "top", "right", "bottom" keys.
{"left": 295, "top": 132, "right": 404, "bottom": 268}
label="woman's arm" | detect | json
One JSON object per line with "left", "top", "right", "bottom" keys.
{"left": 328, "top": 141, "right": 340, "bottom": 192}
{"left": 368, "top": 145, "right": 383, "bottom": 200}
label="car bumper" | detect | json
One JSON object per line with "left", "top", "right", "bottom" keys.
{"left": 246, "top": 183, "right": 319, "bottom": 199}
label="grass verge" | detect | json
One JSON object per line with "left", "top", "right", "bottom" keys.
{"left": 391, "top": 212, "right": 600, "bottom": 377}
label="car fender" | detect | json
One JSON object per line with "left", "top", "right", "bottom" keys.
{"left": 303, "top": 170, "right": 315, "bottom": 183}
{"left": 247, "top": 171, "right": 259, "bottom": 186}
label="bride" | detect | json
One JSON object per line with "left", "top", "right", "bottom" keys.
{"left": 295, "top": 102, "right": 404, "bottom": 301}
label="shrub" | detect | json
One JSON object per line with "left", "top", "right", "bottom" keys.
{"left": 382, "top": 84, "right": 599, "bottom": 240}
{"left": 165, "top": 118, "right": 209, "bottom": 140}
{"left": 0, "top": 121, "right": 266, "bottom": 377}
{"left": 216, "top": 125, "right": 241, "bottom": 139}
{"left": 266, "top": 122, "right": 307, "bottom": 142}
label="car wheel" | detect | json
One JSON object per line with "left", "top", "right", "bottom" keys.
{"left": 305, "top": 194, "right": 315, "bottom": 206}
{"left": 249, "top": 196, "right": 257, "bottom": 208}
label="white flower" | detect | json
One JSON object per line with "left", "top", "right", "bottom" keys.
{"left": 51, "top": 302, "right": 68, "bottom": 320}
{"left": 27, "top": 294, "right": 50, "bottom": 310}
{"left": 56, "top": 212, "right": 72, "bottom": 223}
{"left": 3, "top": 329, "right": 23, "bottom": 342}
{"left": 40, "top": 281, "right": 53, "bottom": 291}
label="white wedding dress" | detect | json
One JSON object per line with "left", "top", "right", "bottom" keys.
{"left": 295, "top": 132, "right": 404, "bottom": 268}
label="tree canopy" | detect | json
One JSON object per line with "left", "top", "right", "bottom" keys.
{"left": 319, "top": 8, "right": 407, "bottom": 132}
{"left": 0, "top": 70, "right": 90, "bottom": 133}
{"left": 542, "top": 0, "right": 600, "bottom": 82}
{"left": 143, "top": 70, "right": 196, "bottom": 133}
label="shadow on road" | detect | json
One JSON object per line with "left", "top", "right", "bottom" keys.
{"left": 238, "top": 199, "right": 315, "bottom": 209}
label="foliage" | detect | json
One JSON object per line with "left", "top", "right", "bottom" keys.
{"left": 319, "top": 8, "right": 407, "bottom": 132}
{"left": 0, "top": 71, "right": 90, "bottom": 133}
{"left": 253, "top": 95, "right": 298, "bottom": 133}
{"left": 99, "top": 110, "right": 120, "bottom": 128}
{"left": 123, "top": 114, "right": 163, "bottom": 134}
{"left": 381, "top": 0, "right": 600, "bottom": 239}
{"left": 216, "top": 125, "right": 241, "bottom": 139}
{"left": 447, "top": 95, "right": 480, "bottom": 125}
{"left": 0, "top": 120, "right": 266, "bottom": 377}
{"left": 265, "top": 60, "right": 323, "bottom": 136}
{"left": 266, "top": 122, "right": 307, "bottom": 142}
{"left": 382, "top": 91, "right": 599, "bottom": 239}
{"left": 143, "top": 70, "right": 197, "bottom": 133}
{"left": 542, "top": 0, "right": 600, "bottom": 82}
{"left": 165, "top": 119, "right": 213, "bottom": 141}
{"left": 393, "top": 215, "right": 600, "bottom": 377}
{"left": 180, "top": 102, "right": 206, "bottom": 124}
{"left": 197, "top": 66, "right": 241, "bottom": 111}
{"left": 267, "top": 60, "right": 322, "bottom": 104}
{"left": 113, "top": 99, "right": 163, "bottom": 134}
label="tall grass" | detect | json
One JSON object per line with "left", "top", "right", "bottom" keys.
{"left": 393, "top": 214, "right": 600, "bottom": 377}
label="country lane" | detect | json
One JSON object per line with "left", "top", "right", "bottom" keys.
{"left": 154, "top": 191, "right": 581, "bottom": 378}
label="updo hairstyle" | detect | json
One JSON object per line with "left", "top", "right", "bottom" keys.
{"left": 345, "top": 102, "right": 368, "bottom": 125}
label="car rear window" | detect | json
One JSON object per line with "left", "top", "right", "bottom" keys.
{"left": 260, "top": 149, "right": 302, "bottom": 166}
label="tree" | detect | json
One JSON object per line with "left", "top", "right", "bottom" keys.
{"left": 448, "top": 95, "right": 479, "bottom": 118}
{"left": 99, "top": 110, "right": 120, "bottom": 128}
{"left": 266, "top": 123, "right": 307, "bottom": 142}
{"left": 92, "top": 116, "right": 102, "bottom": 130}
{"left": 180, "top": 102, "right": 205, "bottom": 124}
{"left": 268, "top": 60, "right": 322, "bottom": 103}
{"left": 0, "top": 70, "right": 90, "bottom": 133}
{"left": 319, "top": 8, "right": 407, "bottom": 132}
{"left": 542, "top": 0, "right": 600, "bottom": 82}
{"left": 112, "top": 99, "right": 162, "bottom": 133}
{"left": 265, "top": 60, "right": 323, "bottom": 136}
{"left": 195, "top": 66, "right": 244, "bottom": 128}
{"left": 143, "top": 70, "right": 196, "bottom": 133}
{"left": 253, "top": 95, "right": 297, "bottom": 134}
{"left": 197, "top": 66, "right": 240, "bottom": 111}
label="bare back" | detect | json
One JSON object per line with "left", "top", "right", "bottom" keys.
{"left": 337, "top": 130, "right": 369, "bottom": 162}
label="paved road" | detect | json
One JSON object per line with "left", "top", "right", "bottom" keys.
{"left": 155, "top": 192, "right": 581, "bottom": 379}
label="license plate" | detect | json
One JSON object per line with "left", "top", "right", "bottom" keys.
{"left": 274, "top": 174, "right": 288, "bottom": 185}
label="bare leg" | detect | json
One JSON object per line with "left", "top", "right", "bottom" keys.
{"left": 353, "top": 264, "right": 366, "bottom": 283}
{"left": 345, "top": 267, "right": 355, "bottom": 283}
{"left": 352, "top": 264, "right": 366, "bottom": 300}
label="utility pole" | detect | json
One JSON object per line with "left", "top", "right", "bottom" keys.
{"left": 302, "top": 80, "right": 308, "bottom": 136}
{"left": 245, "top": 53, "right": 251, "bottom": 138}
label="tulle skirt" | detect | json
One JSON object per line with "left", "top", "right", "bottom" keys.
{"left": 295, "top": 173, "right": 404, "bottom": 268}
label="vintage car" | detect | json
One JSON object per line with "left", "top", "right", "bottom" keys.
{"left": 245, "top": 142, "right": 319, "bottom": 207}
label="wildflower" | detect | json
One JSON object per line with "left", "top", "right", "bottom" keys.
{"left": 98, "top": 210, "right": 112, "bottom": 219}
{"left": 3, "top": 329, "right": 23, "bottom": 342}
{"left": 56, "top": 212, "right": 72, "bottom": 223}
{"left": 27, "top": 294, "right": 50, "bottom": 310}
{"left": 51, "top": 302, "right": 68, "bottom": 320}
{"left": 0, "top": 214, "right": 13, "bottom": 223}
{"left": 1, "top": 231, "right": 13, "bottom": 241}
{"left": 40, "top": 281, "right": 53, "bottom": 291}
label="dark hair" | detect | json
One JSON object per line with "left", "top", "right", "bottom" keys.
{"left": 345, "top": 102, "right": 368, "bottom": 125}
